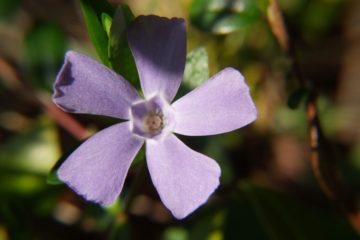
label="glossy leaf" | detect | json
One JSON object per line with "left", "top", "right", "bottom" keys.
{"left": 109, "top": 5, "right": 140, "bottom": 90}
{"left": 183, "top": 47, "right": 209, "bottom": 89}
{"left": 174, "top": 47, "right": 210, "bottom": 100}
{"left": 190, "top": 0, "right": 262, "bottom": 34}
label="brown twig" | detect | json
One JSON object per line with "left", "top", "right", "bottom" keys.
{"left": 39, "top": 98, "right": 89, "bottom": 140}
{"left": 306, "top": 99, "right": 334, "bottom": 199}
{"left": 266, "top": 0, "right": 360, "bottom": 234}
{"left": 0, "top": 56, "right": 88, "bottom": 141}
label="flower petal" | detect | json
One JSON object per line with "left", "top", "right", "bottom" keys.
{"left": 58, "top": 122, "right": 143, "bottom": 205}
{"left": 172, "top": 68, "right": 257, "bottom": 136}
{"left": 146, "top": 134, "right": 220, "bottom": 219}
{"left": 53, "top": 51, "right": 140, "bottom": 119}
{"left": 128, "top": 16, "right": 186, "bottom": 102}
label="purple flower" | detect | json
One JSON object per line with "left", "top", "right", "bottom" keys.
{"left": 53, "top": 15, "right": 257, "bottom": 219}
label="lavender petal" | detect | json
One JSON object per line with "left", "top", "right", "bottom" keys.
{"left": 172, "top": 68, "right": 257, "bottom": 136}
{"left": 58, "top": 122, "right": 143, "bottom": 205}
{"left": 146, "top": 134, "right": 220, "bottom": 219}
{"left": 128, "top": 16, "right": 186, "bottom": 102}
{"left": 53, "top": 51, "right": 140, "bottom": 119}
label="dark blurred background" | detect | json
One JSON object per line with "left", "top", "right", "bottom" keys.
{"left": 1, "top": 0, "right": 360, "bottom": 239}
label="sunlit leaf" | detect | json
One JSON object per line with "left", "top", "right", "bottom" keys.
{"left": 102, "top": 13, "right": 113, "bottom": 37}
{"left": 175, "top": 47, "right": 210, "bottom": 100}
{"left": 183, "top": 47, "right": 209, "bottom": 89}
{"left": 190, "top": 0, "right": 262, "bottom": 34}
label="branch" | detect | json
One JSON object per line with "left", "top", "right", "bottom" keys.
{"left": 266, "top": 0, "right": 360, "bottom": 234}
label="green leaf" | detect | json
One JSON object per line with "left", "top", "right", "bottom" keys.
{"left": 130, "top": 146, "right": 145, "bottom": 167}
{"left": 109, "top": 5, "right": 140, "bottom": 90}
{"left": 183, "top": 47, "right": 209, "bottom": 89}
{"left": 174, "top": 47, "right": 210, "bottom": 100}
{"left": 46, "top": 170, "right": 61, "bottom": 185}
{"left": 190, "top": 0, "right": 262, "bottom": 34}
{"left": 80, "top": 0, "right": 115, "bottom": 66}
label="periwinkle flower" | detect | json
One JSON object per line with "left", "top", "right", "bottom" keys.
{"left": 53, "top": 15, "right": 257, "bottom": 219}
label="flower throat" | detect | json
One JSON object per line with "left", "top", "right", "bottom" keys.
{"left": 143, "top": 110, "right": 164, "bottom": 133}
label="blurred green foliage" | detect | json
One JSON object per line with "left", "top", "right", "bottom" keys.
{"left": 190, "top": 0, "right": 266, "bottom": 34}
{"left": 25, "top": 23, "right": 68, "bottom": 91}
{"left": 0, "top": 0, "right": 359, "bottom": 239}
{"left": 0, "top": 0, "right": 22, "bottom": 20}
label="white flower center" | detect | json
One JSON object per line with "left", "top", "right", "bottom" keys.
{"left": 130, "top": 95, "right": 175, "bottom": 140}
{"left": 143, "top": 110, "right": 164, "bottom": 133}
